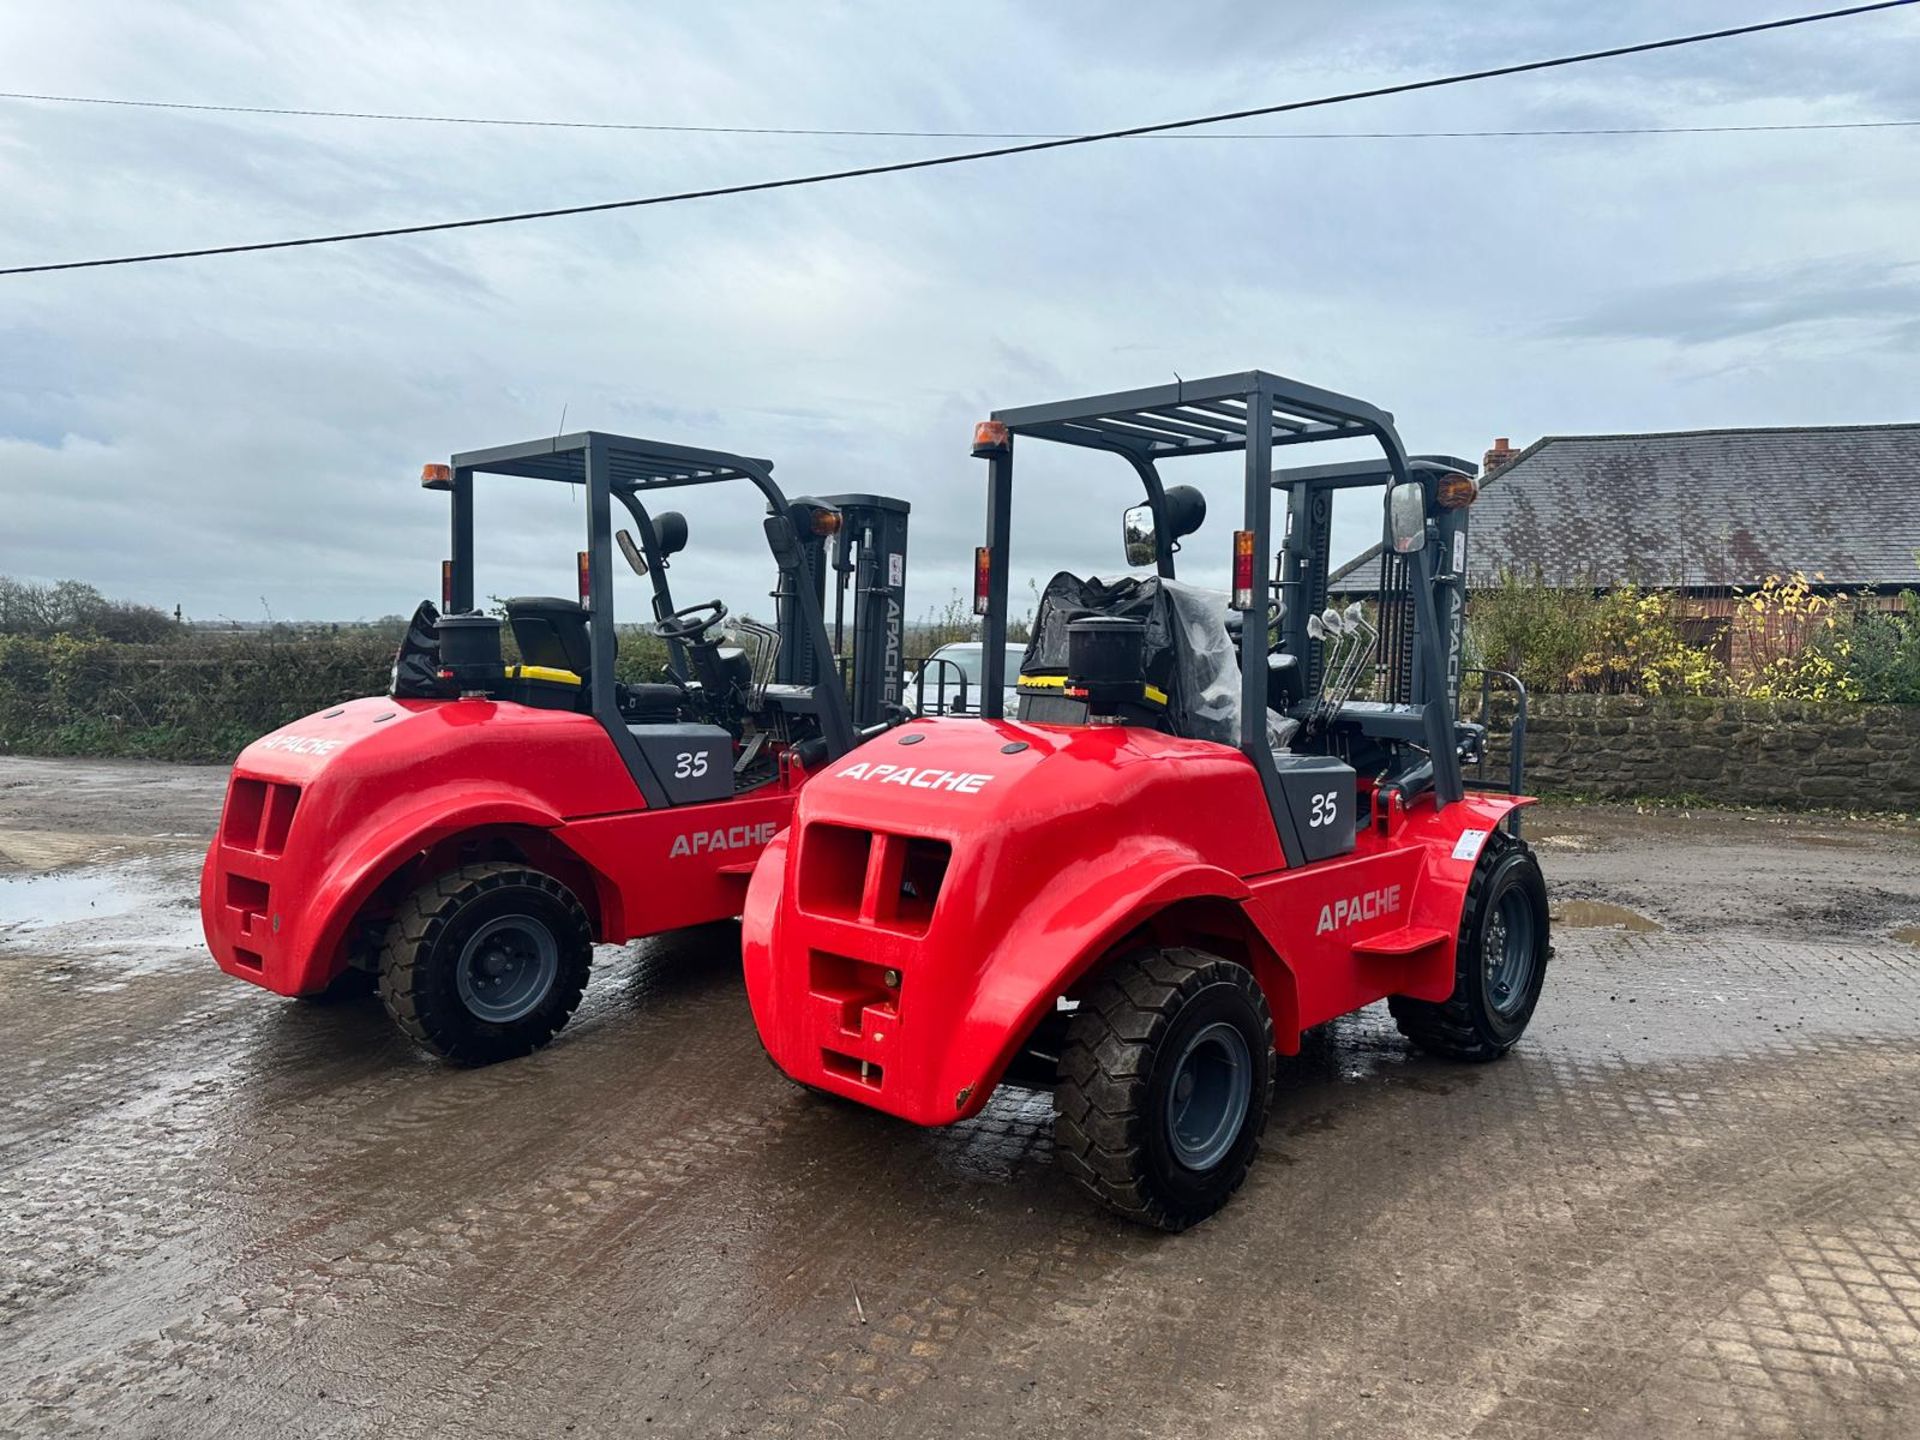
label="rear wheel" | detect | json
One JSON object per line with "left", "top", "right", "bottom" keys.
{"left": 1389, "top": 830, "right": 1549, "bottom": 1061}
{"left": 1054, "top": 947, "right": 1275, "bottom": 1231}
{"left": 378, "top": 862, "right": 593, "bottom": 1064}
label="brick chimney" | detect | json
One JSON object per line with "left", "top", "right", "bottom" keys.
{"left": 1482, "top": 437, "right": 1515, "bottom": 476}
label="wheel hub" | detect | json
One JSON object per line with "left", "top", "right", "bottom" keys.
{"left": 1482, "top": 888, "right": 1536, "bottom": 1019}
{"left": 1164, "top": 1021, "right": 1253, "bottom": 1173}
{"left": 456, "top": 915, "right": 560, "bottom": 1024}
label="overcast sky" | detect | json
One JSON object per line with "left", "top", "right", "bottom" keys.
{"left": 2, "top": 1, "right": 1916, "bottom": 628}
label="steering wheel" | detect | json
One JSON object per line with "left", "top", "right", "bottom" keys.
{"left": 648, "top": 599, "right": 728, "bottom": 642}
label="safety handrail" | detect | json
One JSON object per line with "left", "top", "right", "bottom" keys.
{"left": 911, "top": 656, "right": 971, "bottom": 716}
{"left": 1462, "top": 667, "right": 1529, "bottom": 837}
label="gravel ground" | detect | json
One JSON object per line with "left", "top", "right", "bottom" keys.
{"left": 2, "top": 755, "right": 1919, "bottom": 1438}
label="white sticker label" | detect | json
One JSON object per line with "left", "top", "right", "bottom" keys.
{"left": 1452, "top": 828, "right": 1489, "bottom": 862}
{"left": 1452, "top": 531, "right": 1467, "bottom": 577}
{"left": 887, "top": 553, "right": 904, "bottom": 587}
{"left": 1315, "top": 884, "right": 1403, "bottom": 936}
{"left": 259, "top": 732, "right": 345, "bottom": 756}
{"left": 670, "top": 821, "right": 777, "bottom": 858}
{"left": 836, "top": 761, "right": 994, "bottom": 794}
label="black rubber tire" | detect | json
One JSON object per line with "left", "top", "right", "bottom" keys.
{"left": 1054, "top": 947, "right": 1276, "bottom": 1232}
{"left": 378, "top": 862, "right": 593, "bottom": 1065}
{"left": 1389, "top": 830, "right": 1550, "bottom": 1061}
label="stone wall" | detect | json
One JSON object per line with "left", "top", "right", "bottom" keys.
{"left": 1470, "top": 694, "right": 1920, "bottom": 813}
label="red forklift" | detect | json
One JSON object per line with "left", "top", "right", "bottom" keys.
{"left": 201, "top": 431, "right": 909, "bottom": 1063}
{"left": 743, "top": 371, "right": 1547, "bottom": 1229}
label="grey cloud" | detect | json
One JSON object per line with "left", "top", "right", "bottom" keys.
{"left": 1545, "top": 258, "right": 1920, "bottom": 348}
{"left": 1, "top": 1, "right": 1916, "bottom": 624}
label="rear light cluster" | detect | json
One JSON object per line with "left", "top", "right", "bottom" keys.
{"left": 221, "top": 779, "right": 300, "bottom": 856}
{"left": 1232, "top": 529, "right": 1256, "bottom": 611}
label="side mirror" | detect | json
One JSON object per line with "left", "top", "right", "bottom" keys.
{"left": 615, "top": 529, "right": 648, "bottom": 578}
{"left": 1122, "top": 504, "right": 1157, "bottom": 568}
{"left": 1389, "top": 482, "right": 1428, "bottom": 554}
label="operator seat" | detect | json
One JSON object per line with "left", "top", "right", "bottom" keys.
{"left": 504, "top": 597, "right": 592, "bottom": 675}
{"left": 503, "top": 595, "right": 684, "bottom": 722}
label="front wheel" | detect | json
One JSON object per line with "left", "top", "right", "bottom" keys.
{"left": 1389, "top": 830, "right": 1550, "bottom": 1061}
{"left": 378, "top": 862, "right": 594, "bottom": 1064}
{"left": 1054, "top": 947, "right": 1275, "bottom": 1231}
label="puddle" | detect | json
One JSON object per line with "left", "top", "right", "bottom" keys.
{"left": 1553, "top": 900, "right": 1663, "bottom": 932}
{"left": 0, "top": 867, "right": 145, "bottom": 930}
{"left": 0, "top": 856, "right": 206, "bottom": 964}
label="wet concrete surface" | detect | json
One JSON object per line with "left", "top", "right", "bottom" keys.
{"left": 3, "top": 756, "right": 1920, "bottom": 1437}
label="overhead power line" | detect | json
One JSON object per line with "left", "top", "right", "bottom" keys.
{"left": 3, "top": 0, "right": 1912, "bottom": 278}
{"left": 1, "top": 87, "right": 1915, "bottom": 142}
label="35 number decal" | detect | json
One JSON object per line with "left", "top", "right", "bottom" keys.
{"left": 1308, "top": 789, "right": 1340, "bottom": 828}
{"left": 674, "top": 750, "right": 710, "bottom": 779}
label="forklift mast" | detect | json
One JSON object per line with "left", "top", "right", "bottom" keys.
{"left": 777, "top": 493, "right": 910, "bottom": 729}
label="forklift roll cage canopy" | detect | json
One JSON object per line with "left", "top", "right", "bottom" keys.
{"left": 443, "top": 431, "right": 854, "bottom": 810}
{"left": 977, "top": 370, "right": 1465, "bottom": 827}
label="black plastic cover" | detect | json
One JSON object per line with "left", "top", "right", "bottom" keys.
{"left": 1024, "top": 573, "right": 1178, "bottom": 694}
{"left": 437, "top": 612, "right": 505, "bottom": 688}
{"left": 1066, "top": 617, "right": 1147, "bottom": 710}
{"left": 627, "top": 723, "right": 734, "bottom": 805}
{"left": 1271, "top": 754, "right": 1358, "bottom": 861}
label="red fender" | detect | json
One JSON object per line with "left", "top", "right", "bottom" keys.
{"left": 203, "top": 783, "right": 587, "bottom": 995}
{"left": 948, "top": 860, "right": 1255, "bottom": 1118}
{"left": 742, "top": 825, "right": 1269, "bottom": 1125}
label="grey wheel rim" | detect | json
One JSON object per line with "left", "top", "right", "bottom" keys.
{"left": 455, "top": 914, "right": 559, "bottom": 1024}
{"left": 1483, "top": 886, "right": 1538, "bottom": 1018}
{"left": 1165, "top": 1021, "right": 1253, "bottom": 1172}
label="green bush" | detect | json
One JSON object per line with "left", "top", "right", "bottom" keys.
{"left": 0, "top": 629, "right": 403, "bottom": 762}
{"left": 0, "top": 616, "right": 691, "bottom": 763}
{"left": 1468, "top": 569, "right": 1918, "bottom": 701}
{"left": 609, "top": 626, "right": 672, "bottom": 684}
{"left": 1817, "top": 591, "right": 1920, "bottom": 703}
{"left": 1467, "top": 570, "right": 1600, "bottom": 694}
{"left": 1467, "top": 572, "right": 1722, "bottom": 697}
